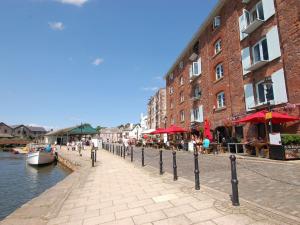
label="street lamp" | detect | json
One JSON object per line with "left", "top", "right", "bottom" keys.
{"left": 263, "top": 77, "right": 274, "bottom": 133}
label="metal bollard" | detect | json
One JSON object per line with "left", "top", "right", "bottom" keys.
{"left": 172, "top": 151, "right": 178, "bottom": 181}
{"left": 230, "top": 155, "right": 240, "bottom": 206}
{"left": 113, "top": 145, "right": 115, "bottom": 154}
{"left": 131, "top": 146, "right": 133, "bottom": 162}
{"left": 142, "top": 147, "right": 145, "bottom": 167}
{"left": 159, "top": 149, "right": 163, "bottom": 175}
{"left": 91, "top": 149, "right": 93, "bottom": 159}
{"left": 94, "top": 149, "right": 97, "bottom": 162}
{"left": 120, "top": 146, "right": 123, "bottom": 157}
{"left": 123, "top": 147, "right": 126, "bottom": 159}
{"left": 92, "top": 151, "right": 95, "bottom": 167}
{"left": 194, "top": 150, "right": 200, "bottom": 190}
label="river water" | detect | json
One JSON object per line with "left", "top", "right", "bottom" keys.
{"left": 0, "top": 150, "right": 72, "bottom": 220}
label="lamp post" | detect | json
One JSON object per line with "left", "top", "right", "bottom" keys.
{"left": 263, "top": 77, "right": 274, "bottom": 133}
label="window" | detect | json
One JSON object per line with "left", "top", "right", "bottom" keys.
{"left": 4, "top": 129, "right": 7, "bottom": 133}
{"left": 215, "top": 63, "right": 224, "bottom": 80}
{"left": 169, "top": 87, "right": 174, "bottom": 94}
{"left": 180, "top": 110, "right": 185, "bottom": 122}
{"left": 235, "top": 126, "right": 244, "bottom": 139}
{"left": 171, "top": 117, "right": 175, "bottom": 125}
{"left": 18, "top": 130, "right": 20, "bottom": 134}
{"left": 191, "top": 105, "right": 204, "bottom": 122}
{"left": 193, "top": 86, "right": 201, "bottom": 98}
{"left": 192, "top": 108, "right": 199, "bottom": 121}
{"left": 169, "top": 73, "right": 173, "bottom": 80}
{"left": 170, "top": 100, "right": 174, "bottom": 109}
{"left": 215, "top": 39, "right": 222, "bottom": 54}
{"left": 180, "top": 76, "right": 184, "bottom": 85}
{"left": 247, "top": 2, "right": 264, "bottom": 25}
{"left": 217, "top": 92, "right": 225, "bottom": 108}
{"left": 252, "top": 38, "right": 269, "bottom": 64}
{"left": 213, "top": 16, "right": 221, "bottom": 29}
{"left": 256, "top": 80, "right": 274, "bottom": 104}
{"left": 179, "top": 61, "right": 184, "bottom": 70}
{"left": 180, "top": 92, "right": 185, "bottom": 103}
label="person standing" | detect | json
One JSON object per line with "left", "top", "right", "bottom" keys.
{"left": 203, "top": 136, "right": 210, "bottom": 154}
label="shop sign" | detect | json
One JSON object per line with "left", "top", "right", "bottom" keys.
{"left": 284, "top": 145, "right": 300, "bottom": 159}
{"left": 265, "top": 112, "right": 273, "bottom": 120}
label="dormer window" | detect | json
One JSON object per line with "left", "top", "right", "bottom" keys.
{"left": 213, "top": 16, "right": 221, "bottom": 29}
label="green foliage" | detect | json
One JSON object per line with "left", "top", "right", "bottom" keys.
{"left": 281, "top": 134, "right": 300, "bottom": 145}
{"left": 96, "top": 126, "right": 106, "bottom": 132}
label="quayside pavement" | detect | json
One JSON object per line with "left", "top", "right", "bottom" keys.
{"left": 1, "top": 147, "right": 300, "bottom": 225}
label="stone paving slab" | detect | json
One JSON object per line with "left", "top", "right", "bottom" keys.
{"left": 1, "top": 147, "right": 300, "bottom": 225}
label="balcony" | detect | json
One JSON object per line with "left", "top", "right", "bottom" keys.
{"left": 242, "top": 18, "right": 264, "bottom": 34}
{"left": 191, "top": 96, "right": 201, "bottom": 101}
{"left": 246, "top": 60, "right": 268, "bottom": 71}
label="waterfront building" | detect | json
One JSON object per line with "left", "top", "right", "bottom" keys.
{"left": 11, "top": 125, "right": 32, "bottom": 139}
{"left": 122, "top": 123, "right": 142, "bottom": 140}
{"left": 45, "top": 124, "right": 97, "bottom": 145}
{"left": 99, "top": 127, "right": 123, "bottom": 143}
{"left": 164, "top": 0, "right": 300, "bottom": 141}
{"left": 140, "top": 113, "right": 148, "bottom": 131}
{"left": 0, "top": 122, "right": 13, "bottom": 138}
{"left": 147, "top": 88, "right": 167, "bottom": 129}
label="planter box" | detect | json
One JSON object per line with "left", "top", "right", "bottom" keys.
{"left": 284, "top": 145, "right": 300, "bottom": 160}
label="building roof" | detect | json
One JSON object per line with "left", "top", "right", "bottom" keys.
{"left": 164, "top": 0, "right": 225, "bottom": 79}
{"left": 100, "top": 127, "right": 122, "bottom": 134}
{"left": 27, "top": 126, "right": 47, "bottom": 132}
{"left": 0, "top": 122, "right": 12, "bottom": 129}
{"left": 45, "top": 124, "right": 97, "bottom": 136}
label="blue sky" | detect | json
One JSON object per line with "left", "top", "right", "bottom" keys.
{"left": 0, "top": 0, "right": 217, "bottom": 129}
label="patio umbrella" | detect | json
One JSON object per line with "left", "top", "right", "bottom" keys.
{"left": 150, "top": 128, "right": 167, "bottom": 135}
{"left": 204, "top": 119, "right": 213, "bottom": 141}
{"left": 235, "top": 110, "right": 300, "bottom": 124}
{"left": 164, "top": 125, "right": 187, "bottom": 134}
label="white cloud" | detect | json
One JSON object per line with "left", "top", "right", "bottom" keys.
{"left": 92, "top": 58, "right": 104, "bottom": 66}
{"left": 57, "top": 0, "right": 88, "bottom": 7}
{"left": 49, "top": 22, "right": 65, "bottom": 31}
{"left": 154, "top": 76, "right": 162, "bottom": 80}
{"left": 141, "top": 87, "right": 159, "bottom": 91}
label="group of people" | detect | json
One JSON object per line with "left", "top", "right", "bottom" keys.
{"left": 191, "top": 135, "right": 211, "bottom": 153}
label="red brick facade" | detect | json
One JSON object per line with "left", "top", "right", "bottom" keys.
{"left": 165, "top": 0, "right": 300, "bottom": 141}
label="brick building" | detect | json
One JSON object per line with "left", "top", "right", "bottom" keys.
{"left": 165, "top": 0, "right": 300, "bottom": 141}
{"left": 147, "top": 88, "right": 167, "bottom": 129}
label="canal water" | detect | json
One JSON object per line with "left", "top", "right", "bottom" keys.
{"left": 0, "top": 150, "right": 72, "bottom": 220}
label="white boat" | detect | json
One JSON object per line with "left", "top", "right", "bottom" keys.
{"left": 27, "top": 144, "right": 56, "bottom": 166}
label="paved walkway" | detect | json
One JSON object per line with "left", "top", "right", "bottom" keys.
{"left": 123, "top": 146, "right": 300, "bottom": 219}
{"left": 47, "top": 148, "right": 298, "bottom": 225}
{"left": 2, "top": 147, "right": 300, "bottom": 225}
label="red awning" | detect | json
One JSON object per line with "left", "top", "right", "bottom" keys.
{"left": 150, "top": 128, "right": 167, "bottom": 134}
{"left": 235, "top": 110, "right": 300, "bottom": 124}
{"left": 164, "top": 125, "right": 187, "bottom": 134}
{"left": 204, "top": 119, "right": 213, "bottom": 141}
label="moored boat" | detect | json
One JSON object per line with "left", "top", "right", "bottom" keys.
{"left": 27, "top": 144, "right": 56, "bottom": 166}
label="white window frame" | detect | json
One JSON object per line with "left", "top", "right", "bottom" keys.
{"left": 255, "top": 80, "right": 274, "bottom": 105}
{"left": 169, "top": 73, "right": 173, "bottom": 80}
{"left": 193, "top": 108, "right": 199, "bottom": 122}
{"left": 217, "top": 92, "right": 225, "bottom": 108}
{"left": 215, "top": 39, "right": 222, "bottom": 54}
{"left": 180, "top": 76, "right": 184, "bottom": 85}
{"left": 171, "top": 117, "right": 175, "bottom": 125}
{"left": 180, "top": 110, "right": 185, "bottom": 122}
{"left": 215, "top": 63, "right": 224, "bottom": 80}
{"left": 194, "top": 86, "right": 201, "bottom": 98}
{"left": 248, "top": 1, "right": 264, "bottom": 25}
{"left": 169, "top": 86, "right": 174, "bottom": 95}
{"left": 213, "top": 16, "right": 221, "bottom": 29}
{"left": 180, "top": 92, "right": 184, "bottom": 103}
{"left": 252, "top": 37, "right": 269, "bottom": 64}
{"left": 170, "top": 101, "right": 173, "bottom": 109}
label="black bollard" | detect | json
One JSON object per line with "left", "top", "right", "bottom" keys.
{"left": 230, "top": 155, "right": 240, "bottom": 206}
{"left": 172, "top": 151, "right": 178, "bottom": 181}
{"left": 113, "top": 145, "right": 115, "bottom": 154}
{"left": 159, "top": 149, "right": 163, "bottom": 175}
{"left": 194, "top": 150, "right": 200, "bottom": 190}
{"left": 94, "top": 149, "right": 97, "bottom": 162}
{"left": 91, "top": 149, "right": 93, "bottom": 159}
{"left": 120, "top": 146, "right": 123, "bottom": 157}
{"left": 92, "top": 151, "right": 95, "bottom": 167}
{"left": 131, "top": 146, "right": 133, "bottom": 162}
{"left": 123, "top": 147, "right": 126, "bottom": 159}
{"left": 142, "top": 147, "right": 145, "bottom": 167}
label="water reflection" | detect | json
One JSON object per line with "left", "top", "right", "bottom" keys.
{"left": 0, "top": 150, "right": 71, "bottom": 220}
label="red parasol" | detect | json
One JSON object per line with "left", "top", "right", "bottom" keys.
{"left": 204, "top": 119, "right": 213, "bottom": 141}
{"left": 164, "top": 125, "right": 187, "bottom": 134}
{"left": 150, "top": 128, "right": 167, "bottom": 135}
{"left": 234, "top": 110, "right": 299, "bottom": 124}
